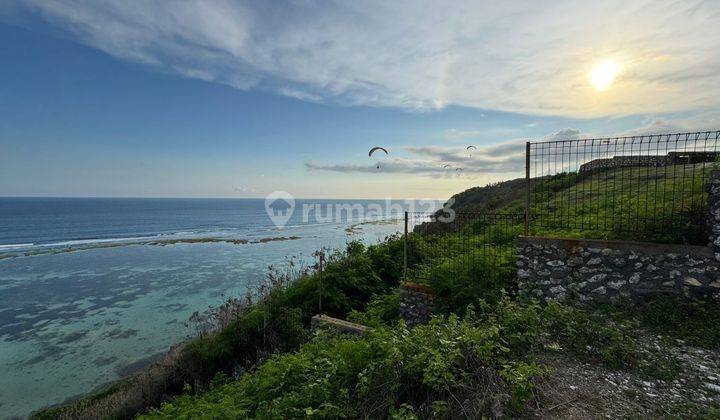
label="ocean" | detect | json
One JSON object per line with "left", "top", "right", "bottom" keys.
{"left": 0, "top": 197, "right": 439, "bottom": 418}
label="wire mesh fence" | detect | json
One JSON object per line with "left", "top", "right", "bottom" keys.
{"left": 526, "top": 131, "right": 720, "bottom": 244}
{"left": 404, "top": 211, "right": 523, "bottom": 287}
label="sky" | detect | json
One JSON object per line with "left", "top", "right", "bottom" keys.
{"left": 1, "top": 0, "right": 719, "bottom": 199}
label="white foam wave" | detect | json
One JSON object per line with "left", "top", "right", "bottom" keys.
{"left": 0, "top": 243, "right": 34, "bottom": 250}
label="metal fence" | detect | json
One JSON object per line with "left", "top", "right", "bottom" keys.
{"left": 403, "top": 211, "right": 523, "bottom": 285}
{"left": 526, "top": 131, "right": 720, "bottom": 243}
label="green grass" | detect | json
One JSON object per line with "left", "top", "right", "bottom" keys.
{"left": 529, "top": 164, "right": 711, "bottom": 244}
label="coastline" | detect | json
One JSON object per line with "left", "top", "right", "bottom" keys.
{"left": 0, "top": 235, "right": 303, "bottom": 260}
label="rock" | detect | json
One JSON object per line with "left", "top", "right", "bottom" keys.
{"left": 567, "top": 257, "right": 584, "bottom": 267}
{"left": 710, "top": 281, "right": 720, "bottom": 289}
{"left": 588, "top": 273, "right": 607, "bottom": 283}
{"left": 612, "top": 258, "right": 626, "bottom": 267}
{"left": 629, "top": 273, "right": 641, "bottom": 284}
{"left": 518, "top": 269, "right": 532, "bottom": 279}
{"left": 546, "top": 260, "right": 565, "bottom": 267}
{"left": 669, "top": 270, "right": 682, "bottom": 279}
{"left": 538, "top": 269, "right": 551, "bottom": 277}
{"left": 686, "top": 258, "right": 704, "bottom": 267}
{"left": 704, "top": 383, "right": 720, "bottom": 393}
{"left": 587, "top": 258, "right": 602, "bottom": 266}
{"left": 578, "top": 266, "right": 598, "bottom": 274}
{"left": 591, "top": 286, "right": 607, "bottom": 295}
{"left": 549, "top": 285, "right": 566, "bottom": 294}
{"left": 608, "top": 280, "right": 626, "bottom": 290}
{"left": 683, "top": 277, "right": 702, "bottom": 287}
{"left": 601, "top": 248, "right": 613, "bottom": 256}
{"left": 646, "top": 264, "right": 659, "bottom": 272}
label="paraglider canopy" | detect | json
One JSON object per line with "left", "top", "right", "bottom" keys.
{"left": 442, "top": 164, "right": 452, "bottom": 169}
{"left": 368, "top": 146, "right": 389, "bottom": 157}
{"left": 369, "top": 146, "right": 389, "bottom": 170}
{"left": 466, "top": 145, "right": 477, "bottom": 151}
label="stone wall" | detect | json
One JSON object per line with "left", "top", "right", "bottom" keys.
{"left": 399, "top": 283, "right": 436, "bottom": 327}
{"left": 578, "top": 151, "right": 719, "bottom": 173}
{"left": 708, "top": 170, "right": 720, "bottom": 259}
{"left": 517, "top": 236, "right": 720, "bottom": 305}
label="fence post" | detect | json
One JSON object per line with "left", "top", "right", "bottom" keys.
{"left": 525, "top": 141, "right": 531, "bottom": 236}
{"left": 318, "top": 250, "right": 324, "bottom": 314}
{"left": 404, "top": 211, "right": 408, "bottom": 282}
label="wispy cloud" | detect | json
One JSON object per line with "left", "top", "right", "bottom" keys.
{"left": 12, "top": 0, "right": 720, "bottom": 117}
{"left": 306, "top": 128, "right": 588, "bottom": 175}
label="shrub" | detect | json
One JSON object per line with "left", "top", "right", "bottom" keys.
{"left": 143, "top": 308, "right": 551, "bottom": 419}
{"left": 347, "top": 292, "right": 400, "bottom": 328}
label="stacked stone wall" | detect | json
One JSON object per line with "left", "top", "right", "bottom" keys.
{"left": 517, "top": 236, "right": 720, "bottom": 305}
{"left": 399, "top": 283, "right": 436, "bottom": 327}
{"left": 578, "top": 151, "right": 719, "bottom": 173}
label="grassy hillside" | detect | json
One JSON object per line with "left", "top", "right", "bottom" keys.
{"left": 528, "top": 164, "right": 710, "bottom": 244}
{"left": 442, "top": 163, "right": 710, "bottom": 244}
{"left": 444, "top": 177, "right": 526, "bottom": 213}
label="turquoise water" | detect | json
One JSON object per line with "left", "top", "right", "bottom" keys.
{"left": 0, "top": 198, "right": 429, "bottom": 417}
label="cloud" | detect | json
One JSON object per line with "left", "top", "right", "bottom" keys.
{"left": 545, "top": 128, "right": 581, "bottom": 141}
{"left": 307, "top": 137, "right": 533, "bottom": 175}
{"left": 11, "top": 0, "right": 720, "bottom": 117}
{"left": 444, "top": 128, "right": 485, "bottom": 139}
{"left": 307, "top": 127, "right": 589, "bottom": 175}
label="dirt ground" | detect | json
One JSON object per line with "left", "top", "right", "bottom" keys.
{"left": 532, "top": 336, "right": 720, "bottom": 419}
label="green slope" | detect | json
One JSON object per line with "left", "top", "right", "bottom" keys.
{"left": 444, "top": 163, "right": 711, "bottom": 244}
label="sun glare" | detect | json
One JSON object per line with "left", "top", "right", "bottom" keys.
{"left": 589, "top": 59, "right": 621, "bottom": 91}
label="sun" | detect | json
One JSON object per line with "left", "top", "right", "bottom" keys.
{"left": 589, "top": 59, "right": 621, "bottom": 91}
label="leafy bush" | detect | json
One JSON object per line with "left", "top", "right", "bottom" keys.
{"left": 178, "top": 239, "right": 406, "bottom": 385}
{"left": 144, "top": 307, "right": 551, "bottom": 419}
{"left": 347, "top": 292, "right": 400, "bottom": 328}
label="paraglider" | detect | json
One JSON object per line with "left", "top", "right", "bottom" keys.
{"left": 466, "top": 145, "right": 477, "bottom": 157}
{"left": 455, "top": 167, "right": 463, "bottom": 176}
{"left": 368, "top": 146, "right": 389, "bottom": 157}
{"left": 368, "top": 146, "right": 389, "bottom": 170}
